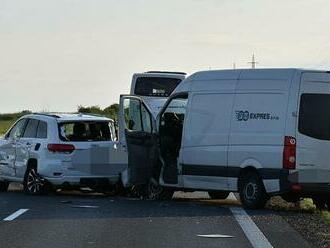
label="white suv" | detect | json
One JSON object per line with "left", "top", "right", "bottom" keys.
{"left": 0, "top": 113, "right": 127, "bottom": 194}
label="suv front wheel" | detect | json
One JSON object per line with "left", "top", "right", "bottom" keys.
{"left": 23, "top": 167, "right": 46, "bottom": 195}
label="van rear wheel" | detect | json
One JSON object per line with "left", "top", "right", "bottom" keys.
{"left": 208, "top": 191, "right": 230, "bottom": 199}
{"left": 0, "top": 181, "right": 9, "bottom": 192}
{"left": 239, "top": 171, "right": 269, "bottom": 209}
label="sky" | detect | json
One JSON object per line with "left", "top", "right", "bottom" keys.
{"left": 1, "top": 0, "right": 330, "bottom": 113}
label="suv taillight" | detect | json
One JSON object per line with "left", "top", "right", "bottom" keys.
{"left": 283, "top": 136, "right": 296, "bottom": 170}
{"left": 47, "top": 144, "right": 75, "bottom": 153}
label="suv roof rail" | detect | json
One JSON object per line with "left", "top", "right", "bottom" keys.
{"left": 78, "top": 112, "right": 103, "bottom": 117}
{"left": 32, "top": 112, "right": 61, "bottom": 118}
{"left": 145, "top": 71, "right": 187, "bottom": 75}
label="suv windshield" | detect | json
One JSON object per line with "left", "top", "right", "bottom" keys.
{"left": 134, "top": 77, "right": 182, "bottom": 97}
{"left": 58, "top": 121, "right": 114, "bottom": 142}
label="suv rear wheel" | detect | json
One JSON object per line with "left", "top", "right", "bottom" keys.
{"left": 239, "top": 171, "right": 269, "bottom": 209}
{"left": 23, "top": 167, "right": 46, "bottom": 195}
{"left": 0, "top": 181, "right": 9, "bottom": 192}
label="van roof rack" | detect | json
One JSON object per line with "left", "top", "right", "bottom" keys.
{"left": 145, "top": 71, "right": 187, "bottom": 75}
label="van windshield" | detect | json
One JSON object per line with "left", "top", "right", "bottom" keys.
{"left": 134, "top": 77, "right": 182, "bottom": 97}
{"left": 299, "top": 93, "right": 330, "bottom": 140}
{"left": 58, "top": 121, "right": 115, "bottom": 142}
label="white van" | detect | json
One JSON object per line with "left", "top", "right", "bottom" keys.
{"left": 130, "top": 71, "right": 186, "bottom": 117}
{"left": 119, "top": 68, "right": 330, "bottom": 209}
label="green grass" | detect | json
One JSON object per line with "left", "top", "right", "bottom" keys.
{"left": 321, "top": 210, "right": 330, "bottom": 224}
{"left": 0, "top": 111, "right": 30, "bottom": 135}
{"left": 0, "top": 120, "right": 15, "bottom": 135}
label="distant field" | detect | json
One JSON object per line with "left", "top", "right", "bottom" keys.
{"left": 0, "top": 120, "right": 15, "bottom": 135}
{"left": 0, "top": 111, "right": 28, "bottom": 135}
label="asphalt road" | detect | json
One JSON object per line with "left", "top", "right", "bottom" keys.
{"left": 0, "top": 184, "right": 311, "bottom": 248}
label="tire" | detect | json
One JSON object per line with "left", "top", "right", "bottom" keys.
{"left": 23, "top": 167, "right": 47, "bottom": 195}
{"left": 147, "top": 178, "right": 174, "bottom": 200}
{"left": 313, "top": 197, "right": 327, "bottom": 210}
{"left": 239, "top": 171, "right": 269, "bottom": 209}
{"left": 208, "top": 191, "right": 230, "bottom": 199}
{"left": 0, "top": 181, "right": 9, "bottom": 192}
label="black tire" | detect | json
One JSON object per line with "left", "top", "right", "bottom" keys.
{"left": 239, "top": 171, "right": 269, "bottom": 209}
{"left": 208, "top": 191, "right": 230, "bottom": 199}
{"left": 0, "top": 181, "right": 9, "bottom": 192}
{"left": 23, "top": 167, "right": 47, "bottom": 195}
{"left": 147, "top": 179, "right": 174, "bottom": 200}
{"left": 313, "top": 197, "right": 327, "bottom": 210}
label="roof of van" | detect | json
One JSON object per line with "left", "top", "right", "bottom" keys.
{"left": 173, "top": 68, "right": 328, "bottom": 93}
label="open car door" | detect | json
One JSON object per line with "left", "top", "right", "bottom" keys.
{"left": 119, "top": 95, "right": 158, "bottom": 186}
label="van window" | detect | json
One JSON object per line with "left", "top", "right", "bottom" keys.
{"left": 58, "top": 121, "right": 112, "bottom": 142}
{"left": 123, "top": 98, "right": 152, "bottom": 133}
{"left": 134, "top": 77, "right": 182, "bottom": 97}
{"left": 299, "top": 93, "right": 330, "bottom": 140}
{"left": 124, "top": 99, "right": 143, "bottom": 131}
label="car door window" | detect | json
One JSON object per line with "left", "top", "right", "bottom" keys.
{"left": 123, "top": 98, "right": 152, "bottom": 133}
{"left": 141, "top": 104, "right": 152, "bottom": 133}
{"left": 8, "top": 119, "right": 27, "bottom": 139}
{"left": 23, "top": 119, "right": 39, "bottom": 138}
{"left": 123, "top": 98, "right": 143, "bottom": 131}
{"left": 36, "top": 121, "right": 47, "bottom": 139}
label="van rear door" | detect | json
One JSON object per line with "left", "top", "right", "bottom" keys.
{"left": 296, "top": 72, "right": 330, "bottom": 185}
{"left": 118, "top": 95, "right": 158, "bottom": 186}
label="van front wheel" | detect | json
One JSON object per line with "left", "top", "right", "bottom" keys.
{"left": 239, "top": 171, "right": 268, "bottom": 209}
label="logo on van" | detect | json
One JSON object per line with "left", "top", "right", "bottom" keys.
{"left": 235, "top": 111, "right": 279, "bottom": 121}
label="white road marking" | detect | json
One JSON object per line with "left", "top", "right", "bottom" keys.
{"left": 3, "top": 209, "right": 29, "bottom": 221}
{"left": 230, "top": 207, "right": 273, "bottom": 248}
{"left": 197, "top": 234, "right": 235, "bottom": 238}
